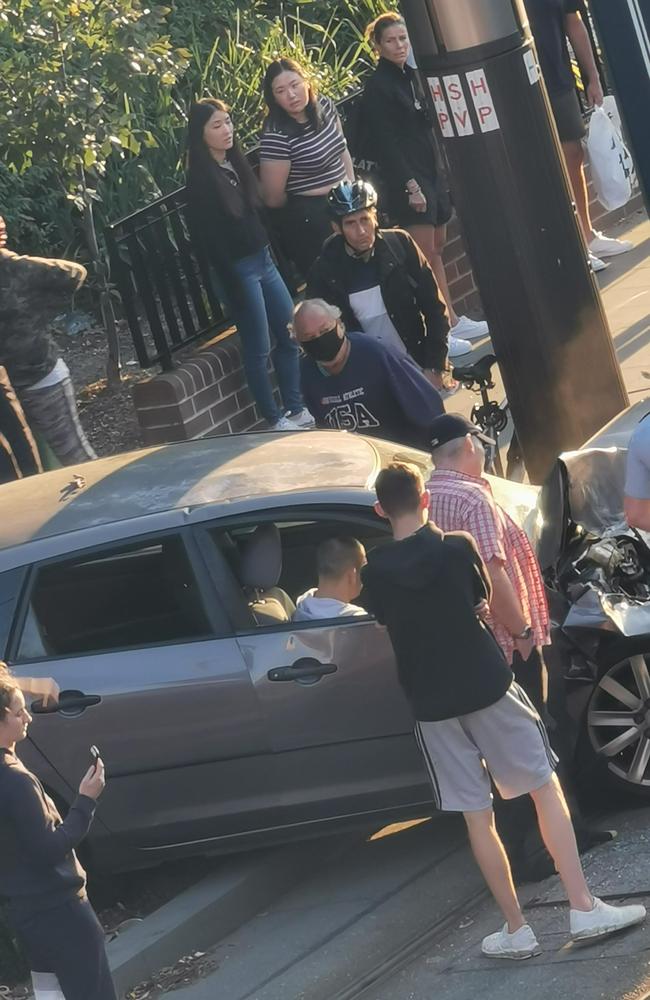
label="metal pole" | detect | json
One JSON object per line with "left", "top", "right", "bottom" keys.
{"left": 399, "top": 0, "right": 628, "bottom": 483}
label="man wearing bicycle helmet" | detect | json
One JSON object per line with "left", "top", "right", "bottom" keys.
{"left": 306, "top": 180, "right": 467, "bottom": 393}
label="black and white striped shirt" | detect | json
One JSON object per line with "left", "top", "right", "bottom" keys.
{"left": 260, "top": 96, "right": 348, "bottom": 195}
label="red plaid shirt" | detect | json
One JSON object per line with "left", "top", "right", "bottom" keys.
{"left": 426, "top": 469, "right": 550, "bottom": 663}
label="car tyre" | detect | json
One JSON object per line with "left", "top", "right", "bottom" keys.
{"left": 580, "top": 637, "right": 650, "bottom": 800}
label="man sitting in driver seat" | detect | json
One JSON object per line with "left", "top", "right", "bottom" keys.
{"left": 294, "top": 537, "right": 367, "bottom": 621}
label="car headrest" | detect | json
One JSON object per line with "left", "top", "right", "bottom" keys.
{"left": 238, "top": 523, "right": 282, "bottom": 591}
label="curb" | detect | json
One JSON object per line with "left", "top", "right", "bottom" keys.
{"left": 107, "top": 837, "right": 351, "bottom": 997}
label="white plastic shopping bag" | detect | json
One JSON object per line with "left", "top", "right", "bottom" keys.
{"left": 586, "top": 104, "right": 634, "bottom": 211}
{"left": 31, "top": 972, "right": 65, "bottom": 999}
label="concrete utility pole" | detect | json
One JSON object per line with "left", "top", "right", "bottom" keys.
{"left": 588, "top": 0, "right": 650, "bottom": 214}
{"left": 399, "top": 0, "right": 629, "bottom": 483}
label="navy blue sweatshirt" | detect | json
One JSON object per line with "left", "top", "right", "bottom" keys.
{"left": 300, "top": 331, "right": 444, "bottom": 449}
{"left": 0, "top": 747, "right": 95, "bottom": 918}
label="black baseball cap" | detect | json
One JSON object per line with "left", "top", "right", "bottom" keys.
{"left": 429, "top": 413, "right": 494, "bottom": 451}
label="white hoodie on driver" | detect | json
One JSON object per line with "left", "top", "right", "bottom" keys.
{"left": 293, "top": 589, "right": 367, "bottom": 621}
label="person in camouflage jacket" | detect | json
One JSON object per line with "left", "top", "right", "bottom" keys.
{"left": 0, "top": 216, "right": 96, "bottom": 466}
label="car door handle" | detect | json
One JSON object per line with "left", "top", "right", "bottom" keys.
{"left": 30, "top": 690, "right": 102, "bottom": 715}
{"left": 267, "top": 658, "right": 338, "bottom": 682}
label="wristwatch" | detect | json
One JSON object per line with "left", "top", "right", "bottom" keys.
{"left": 512, "top": 625, "right": 533, "bottom": 640}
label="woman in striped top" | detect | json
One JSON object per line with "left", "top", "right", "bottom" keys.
{"left": 260, "top": 58, "right": 355, "bottom": 272}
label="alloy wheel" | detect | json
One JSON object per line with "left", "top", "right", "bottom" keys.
{"left": 587, "top": 653, "right": 650, "bottom": 788}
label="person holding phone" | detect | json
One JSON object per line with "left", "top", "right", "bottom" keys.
{"left": 0, "top": 662, "right": 116, "bottom": 1000}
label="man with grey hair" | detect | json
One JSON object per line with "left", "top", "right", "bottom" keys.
{"left": 293, "top": 299, "right": 444, "bottom": 449}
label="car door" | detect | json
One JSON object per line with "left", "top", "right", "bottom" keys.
{"left": 8, "top": 529, "right": 273, "bottom": 855}
{"left": 196, "top": 509, "right": 431, "bottom": 829}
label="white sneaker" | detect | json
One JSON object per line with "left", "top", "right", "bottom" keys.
{"left": 589, "top": 231, "right": 634, "bottom": 258}
{"left": 448, "top": 335, "right": 473, "bottom": 358}
{"left": 286, "top": 407, "right": 315, "bottom": 428}
{"left": 271, "top": 415, "right": 305, "bottom": 431}
{"left": 588, "top": 250, "right": 609, "bottom": 273}
{"left": 570, "top": 896, "right": 646, "bottom": 941}
{"left": 481, "top": 923, "right": 541, "bottom": 960}
{"left": 451, "top": 315, "right": 489, "bottom": 341}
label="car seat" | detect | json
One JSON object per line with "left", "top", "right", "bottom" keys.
{"left": 238, "top": 524, "right": 295, "bottom": 625}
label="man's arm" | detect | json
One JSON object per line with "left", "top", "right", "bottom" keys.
{"left": 384, "top": 350, "right": 444, "bottom": 431}
{"left": 565, "top": 10, "right": 603, "bottom": 107}
{"left": 624, "top": 422, "right": 650, "bottom": 530}
{"left": 6, "top": 251, "right": 87, "bottom": 296}
{"left": 404, "top": 234, "right": 449, "bottom": 374}
{"left": 464, "top": 499, "right": 534, "bottom": 659}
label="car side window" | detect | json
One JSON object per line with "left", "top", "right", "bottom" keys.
{"left": 15, "top": 535, "right": 211, "bottom": 661}
{"left": 208, "top": 517, "right": 391, "bottom": 630}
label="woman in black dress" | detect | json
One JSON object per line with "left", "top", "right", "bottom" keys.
{"left": 362, "top": 12, "right": 488, "bottom": 353}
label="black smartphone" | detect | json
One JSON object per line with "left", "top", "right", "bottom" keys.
{"left": 90, "top": 745, "right": 100, "bottom": 771}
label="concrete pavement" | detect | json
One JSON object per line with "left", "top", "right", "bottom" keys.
{"left": 453, "top": 206, "right": 650, "bottom": 437}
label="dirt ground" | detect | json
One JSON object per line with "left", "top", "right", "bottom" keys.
{"left": 54, "top": 316, "right": 148, "bottom": 459}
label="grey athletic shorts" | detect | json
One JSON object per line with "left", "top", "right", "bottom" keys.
{"left": 415, "top": 682, "right": 557, "bottom": 813}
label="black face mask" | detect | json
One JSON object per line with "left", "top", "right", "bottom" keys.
{"left": 301, "top": 326, "right": 343, "bottom": 363}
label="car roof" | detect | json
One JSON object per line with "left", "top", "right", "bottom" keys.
{"left": 0, "top": 431, "right": 382, "bottom": 555}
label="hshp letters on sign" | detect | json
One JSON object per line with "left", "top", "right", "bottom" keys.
{"left": 427, "top": 76, "right": 454, "bottom": 137}
{"left": 465, "top": 68, "right": 501, "bottom": 133}
{"left": 427, "top": 69, "right": 502, "bottom": 138}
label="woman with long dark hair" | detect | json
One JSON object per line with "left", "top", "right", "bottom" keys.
{"left": 0, "top": 664, "right": 115, "bottom": 1000}
{"left": 186, "top": 98, "right": 312, "bottom": 431}
{"left": 361, "top": 12, "right": 489, "bottom": 354}
{"left": 259, "top": 58, "right": 355, "bottom": 272}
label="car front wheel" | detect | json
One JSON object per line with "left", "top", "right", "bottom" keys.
{"left": 586, "top": 644, "right": 650, "bottom": 797}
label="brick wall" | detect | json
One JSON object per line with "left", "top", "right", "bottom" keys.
{"left": 133, "top": 338, "right": 268, "bottom": 445}
{"left": 132, "top": 176, "right": 640, "bottom": 446}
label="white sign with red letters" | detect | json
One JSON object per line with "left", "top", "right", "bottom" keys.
{"left": 465, "top": 68, "right": 501, "bottom": 133}
{"left": 427, "top": 77, "right": 454, "bottom": 138}
{"left": 442, "top": 74, "right": 474, "bottom": 136}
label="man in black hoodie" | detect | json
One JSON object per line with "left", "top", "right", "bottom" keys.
{"left": 360, "top": 462, "right": 645, "bottom": 959}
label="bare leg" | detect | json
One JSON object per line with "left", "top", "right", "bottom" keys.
{"left": 408, "top": 223, "right": 458, "bottom": 326}
{"left": 561, "top": 140, "right": 593, "bottom": 243}
{"left": 464, "top": 807, "right": 525, "bottom": 932}
{"left": 529, "top": 775, "right": 593, "bottom": 911}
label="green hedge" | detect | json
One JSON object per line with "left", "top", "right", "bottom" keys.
{"left": 1, "top": 0, "right": 388, "bottom": 263}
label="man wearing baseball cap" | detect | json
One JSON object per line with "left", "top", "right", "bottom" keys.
{"left": 426, "top": 413, "right": 613, "bottom": 879}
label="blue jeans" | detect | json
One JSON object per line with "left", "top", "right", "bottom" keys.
{"left": 231, "top": 247, "right": 303, "bottom": 424}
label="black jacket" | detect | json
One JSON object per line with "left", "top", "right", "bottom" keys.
{"left": 185, "top": 163, "right": 268, "bottom": 303}
{"left": 360, "top": 57, "right": 440, "bottom": 193}
{"left": 0, "top": 748, "right": 95, "bottom": 918}
{"left": 306, "top": 229, "right": 449, "bottom": 372}
{"left": 360, "top": 524, "right": 513, "bottom": 722}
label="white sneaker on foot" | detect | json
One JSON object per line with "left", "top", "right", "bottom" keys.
{"left": 448, "top": 335, "right": 472, "bottom": 358}
{"left": 570, "top": 896, "right": 646, "bottom": 941}
{"left": 481, "top": 923, "right": 541, "bottom": 960}
{"left": 451, "top": 315, "right": 489, "bottom": 341}
{"left": 271, "top": 415, "right": 305, "bottom": 431}
{"left": 588, "top": 250, "right": 609, "bottom": 273}
{"left": 286, "top": 407, "right": 315, "bottom": 428}
{"left": 589, "top": 231, "right": 634, "bottom": 258}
